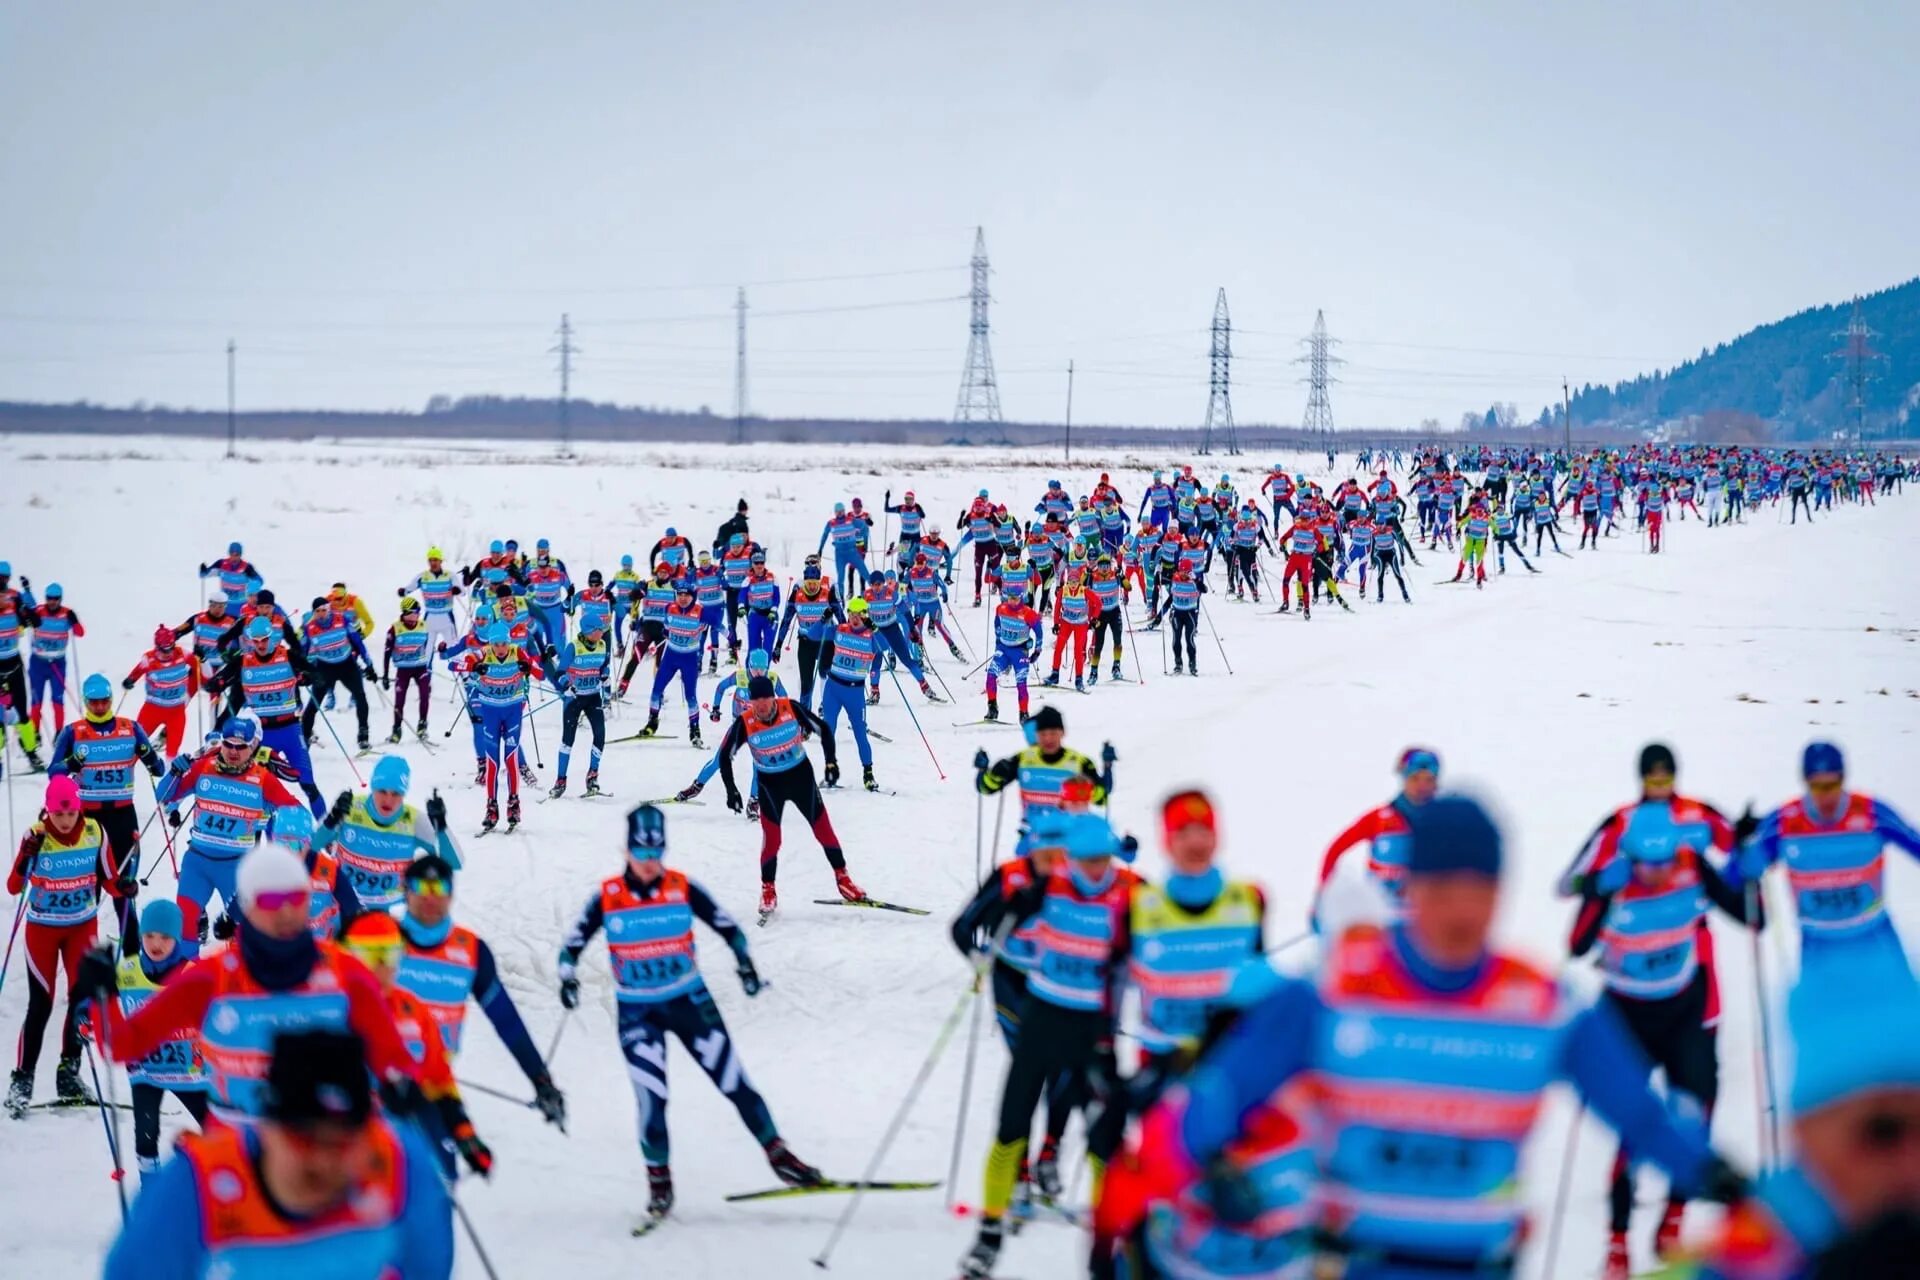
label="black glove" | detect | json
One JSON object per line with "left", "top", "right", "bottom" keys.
{"left": 380, "top": 1072, "right": 427, "bottom": 1118}
{"left": 380, "top": 673, "right": 391, "bottom": 691}
{"left": 324, "top": 789, "right": 355, "bottom": 828}
{"left": 972, "top": 748, "right": 989, "bottom": 772}
{"left": 361, "top": 663, "right": 378, "bottom": 682}
{"left": 726, "top": 790, "right": 744, "bottom": 814}
{"left": 426, "top": 790, "right": 447, "bottom": 833}
{"left": 1199, "top": 1154, "right": 1262, "bottom": 1225}
{"left": 114, "top": 870, "right": 138, "bottom": 899}
{"left": 943, "top": 572, "right": 953, "bottom": 585}
{"left": 558, "top": 976, "right": 580, "bottom": 1009}
{"left": 146, "top": 754, "right": 165, "bottom": 779}
{"left": 452, "top": 1122, "right": 494, "bottom": 1178}
{"left": 824, "top": 761, "right": 840, "bottom": 788}
{"left": 1101, "top": 741, "right": 1118, "bottom": 767}
{"left": 120, "top": 676, "right": 136, "bottom": 690}
{"left": 737, "top": 956, "right": 764, "bottom": 997}
{"left": 531, "top": 1075, "right": 567, "bottom": 1130}
{"left": 1696, "top": 1154, "right": 1749, "bottom": 1206}
{"left": 1120, "top": 834, "right": 1139, "bottom": 858}
{"left": 76, "top": 945, "right": 119, "bottom": 1000}
{"left": 212, "top": 911, "right": 236, "bottom": 941}
{"left": 198, "top": 563, "right": 209, "bottom": 576}
{"left": 1732, "top": 804, "right": 1760, "bottom": 845}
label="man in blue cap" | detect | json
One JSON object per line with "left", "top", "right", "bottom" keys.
{"left": 555, "top": 803, "right": 821, "bottom": 1231}
{"left": 1694, "top": 943, "right": 1920, "bottom": 1276}
{"left": 1734, "top": 740, "right": 1920, "bottom": 967}
{"left": 196, "top": 540, "right": 263, "bottom": 607}
{"left": 1101, "top": 794, "right": 1747, "bottom": 1280}
{"left": 451, "top": 624, "right": 544, "bottom": 832}
{"left": 308, "top": 753, "right": 459, "bottom": 913}
{"left": 115, "top": 898, "right": 211, "bottom": 1179}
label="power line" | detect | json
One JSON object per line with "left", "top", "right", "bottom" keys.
{"left": 549, "top": 314, "right": 578, "bottom": 457}
{"left": 1296, "top": 310, "right": 1341, "bottom": 443}
{"left": 1199, "top": 288, "right": 1237, "bottom": 456}
{"left": 733, "top": 287, "right": 749, "bottom": 445}
{"left": 953, "top": 226, "right": 1004, "bottom": 429}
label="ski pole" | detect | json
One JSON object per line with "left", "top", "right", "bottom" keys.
{"left": 88, "top": 1016, "right": 131, "bottom": 1222}
{"left": 1199, "top": 599, "right": 1233, "bottom": 675}
{"left": 444, "top": 1176, "right": 504, "bottom": 1280}
{"left": 0, "top": 891, "right": 26, "bottom": 998}
{"left": 973, "top": 790, "right": 984, "bottom": 885}
{"left": 1747, "top": 882, "right": 1782, "bottom": 1172}
{"left": 544, "top": 1006, "right": 573, "bottom": 1069}
{"left": 811, "top": 968, "right": 983, "bottom": 1269}
{"left": 311, "top": 703, "right": 366, "bottom": 786}
{"left": 443, "top": 670, "right": 477, "bottom": 739}
{"left": 146, "top": 771, "right": 182, "bottom": 880}
{"left": 523, "top": 695, "right": 545, "bottom": 769}
{"left": 886, "top": 667, "right": 945, "bottom": 780}
{"left": 1539, "top": 1101, "right": 1583, "bottom": 1280}
{"left": 456, "top": 1077, "right": 536, "bottom": 1108}
{"left": 1264, "top": 929, "right": 1312, "bottom": 957}
{"left": 983, "top": 791, "right": 1005, "bottom": 885}
{"left": 944, "top": 972, "right": 987, "bottom": 1210}
{"left": 1119, "top": 593, "right": 1147, "bottom": 686}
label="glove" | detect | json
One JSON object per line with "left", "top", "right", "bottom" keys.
{"left": 361, "top": 663, "right": 378, "bottom": 682}
{"left": 380, "top": 674, "right": 391, "bottom": 691}
{"left": 943, "top": 573, "right": 953, "bottom": 585}
{"left": 146, "top": 754, "right": 165, "bottom": 779}
{"left": 1696, "top": 1154, "right": 1749, "bottom": 1205}
{"left": 120, "top": 676, "right": 135, "bottom": 690}
{"left": 1027, "top": 646, "right": 1041, "bottom": 664}
{"left": 531, "top": 1075, "right": 567, "bottom": 1130}
{"left": 453, "top": 1123, "right": 494, "bottom": 1178}
{"left": 76, "top": 945, "right": 119, "bottom": 1000}
{"left": 709, "top": 707, "right": 721, "bottom": 722}
{"left": 113, "top": 870, "right": 138, "bottom": 899}
{"left": 726, "top": 790, "right": 744, "bottom": 814}
{"left": 169, "top": 752, "right": 191, "bottom": 774}
{"left": 1100, "top": 741, "right": 1118, "bottom": 767}
{"left": 1732, "top": 804, "right": 1760, "bottom": 845}
{"left": 972, "top": 748, "right": 989, "bottom": 772}
{"left": 558, "top": 976, "right": 580, "bottom": 1009}
{"left": 1199, "top": 1153, "right": 1264, "bottom": 1225}
{"left": 436, "top": 642, "right": 448, "bottom": 655}
{"left": 198, "top": 563, "right": 209, "bottom": 576}
{"left": 426, "top": 791, "right": 447, "bottom": 833}
{"left": 212, "top": 911, "right": 236, "bottom": 941}
{"left": 325, "top": 790, "right": 354, "bottom": 827}
{"left": 1120, "top": 834, "right": 1139, "bottom": 859}
{"left": 824, "top": 762, "right": 840, "bottom": 788}
{"left": 736, "top": 956, "right": 764, "bottom": 997}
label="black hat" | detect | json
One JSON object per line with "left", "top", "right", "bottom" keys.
{"left": 737, "top": 499, "right": 749, "bottom": 513}
{"left": 262, "top": 1029, "right": 372, "bottom": 1128}
{"left": 748, "top": 675, "right": 776, "bottom": 699}
{"left": 1032, "top": 705, "right": 1065, "bottom": 732}
{"left": 255, "top": 589, "right": 275, "bottom": 604}
{"left": 1638, "top": 743, "right": 1677, "bottom": 778}
{"left": 627, "top": 803, "right": 667, "bottom": 853}
{"left": 404, "top": 854, "right": 455, "bottom": 891}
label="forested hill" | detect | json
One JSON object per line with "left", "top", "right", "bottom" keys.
{"left": 1567, "top": 277, "right": 1918, "bottom": 439}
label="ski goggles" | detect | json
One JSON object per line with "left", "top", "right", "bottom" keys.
{"left": 345, "top": 939, "right": 404, "bottom": 968}
{"left": 251, "top": 888, "right": 310, "bottom": 913}
{"left": 405, "top": 873, "right": 451, "bottom": 898}
{"left": 1397, "top": 749, "right": 1440, "bottom": 778}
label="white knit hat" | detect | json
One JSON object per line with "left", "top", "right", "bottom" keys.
{"left": 237, "top": 842, "right": 309, "bottom": 907}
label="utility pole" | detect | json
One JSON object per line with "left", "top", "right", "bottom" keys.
{"left": 733, "top": 286, "right": 749, "bottom": 445}
{"left": 952, "top": 226, "right": 1004, "bottom": 428}
{"left": 1296, "top": 310, "right": 1341, "bottom": 451}
{"left": 225, "top": 339, "right": 236, "bottom": 460}
{"left": 1562, "top": 376, "right": 1571, "bottom": 456}
{"left": 1064, "top": 360, "right": 1075, "bottom": 462}
{"left": 1830, "top": 296, "right": 1884, "bottom": 441}
{"left": 1200, "top": 288, "right": 1238, "bottom": 456}
{"left": 550, "top": 314, "right": 577, "bottom": 457}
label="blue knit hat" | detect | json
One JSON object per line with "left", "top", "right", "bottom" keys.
{"left": 1787, "top": 940, "right": 1919, "bottom": 1116}
{"left": 1801, "top": 740, "right": 1845, "bottom": 779}
{"left": 140, "top": 899, "right": 184, "bottom": 939}
{"left": 1405, "top": 795, "right": 1503, "bottom": 879}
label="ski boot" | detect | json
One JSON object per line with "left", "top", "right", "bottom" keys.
{"left": 548, "top": 778, "right": 568, "bottom": 800}
{"left": 1112, "top": 660, "right": 1123, "bottom": 681}
{"left": 983, "top": 698, "right": 999, "bottom": 722}
{"left": 764, "top": 1138, "right": 824, "bottom": 1188}
{"left": 1018, "top": 708, "right": 1032, "bottom": 725}
{"left": 1041, "top": 670, "right": 1061, "bottom": 687}
{"left": 1172, "top": 658, "right": 1184, "bottom": 675}
{"left": 961, "top": 1219, "right": 1006, "bottom": 1279}
{"left": 647, "top": 1164, "right": 675, "bottom": 1219}
{"left": 744, "top": 797, "right": 760, "bottom": 822}
{"left": 947, "top": 640, "right": 963, "bottom": 660}
{"left": 55, "top": 1056, "right": 94, "bottom": 1106}
{"left": 416, "top": 718, "right": 429, "bottom": 738}
{"left": 473, "top": 758, "right": 488, "bottom": 786}
{"left": 863, "top": 765, "right": 878, "bottom": 793}
{"left": 1603, "top": 1230, "right": 1630, "bottom": 1280}
{"left": 673, "top": 781, "right": 702, "bottom": 803}
{"left": 518, "top": 759, "right": 539, "bottom": 788}
{"left": 387, "top": 726, "right": 403, "bottom": 745}
{"left": 23, "top": 747, "right": 46, "bottom": 773}
{"left": 727, "top": 643, "right": 740, "bottom": 667}
{"left": 973, "top": 593, "right": 982, "bottom": 608}
{"left": 5, "top": 1070, "right": 30, "bottom": 1119}
{"left": 480, "top": 798, "right": 500, "bottom": 832}
{"left": 584, "top": 771, "right": 603, "bottom": 798}
{"left": 917, "top": 677, "right": 942, "bottom": 704}
{"left": 1033, "top": 1138, "right": 1063, "bottom": 1202}
{"left": 758, "top": 881, "right": 778, "bottom": 921}
{"left": 1073, "top": 675, "right": 1084, "bottom": 693}
{"left": 325, "top": 690, "right": 338, "bottom": 711}
{"left": 707, "top": 650, "right": 718, "bottom": 675}
{"left": 356, "top": 731, "right": 371, "bottom": 753}
{"left": 834, "top": 868, "right": 866, "bottom": 902}
{"left": 641, "top": 711, "right": 661, "bottom": 738}
{"left": 1654, "top": 1203, "right": 1685, "bottom": 1259}
{"left": 1085, "top": 666, "right": 1098, "bottom": 687}
{"left": 506, "top": 795, "right": 521, "bottom": 830}
{"left": 689, "top": 722, "right": 703, "bottom": 749}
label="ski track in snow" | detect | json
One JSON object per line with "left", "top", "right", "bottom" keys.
{"left": 1, "top": 435, "right": 1915, "bottom": 1279}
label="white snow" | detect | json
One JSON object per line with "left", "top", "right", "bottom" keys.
{"left": 1, "top": 434, "right": 1914, "bottom": 1279}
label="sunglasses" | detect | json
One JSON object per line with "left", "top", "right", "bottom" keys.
{"left": 1808, "top": 776, "right": 1844, "bottom": 795}
{"left": 406, "top": 877, "right": 451, "bottom": 898}
{"left": 347, "top": 941, "right": 404, "bottom": 968}
{"left": 253, "top": 888, "right": 310, "bottom": 912}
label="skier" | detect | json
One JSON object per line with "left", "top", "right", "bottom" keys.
{"left": 884, "top": 487, "right": 928, "bottom": 570}
{"left": 393, "top": 854, "right": 567, "bottom": 1132}
{"left": 649, "top": 525, "right": 694, "bottom": 575}
{"left": 773, "top": 564, "right": 843, "bottom": 715}
{"left": 455, "top": 623, "right": 545, "bottom": 832}
{"left": 904, "top": 552, "right": 963, "bottom": 663}
{"left": 398, "top": 545, "right": 463, "bottom": 656}
{"left": 1451, "top": 496, "right": 1492, "bottom": 587}
{"left": 0, "top": 563, "right": 45, "bottom": 769}
{"left": 1044, "top": 576, "right": 1094, "bottom": 690}
{"left": 1084, "top": 553, "right": 1127, "bottom": 683}
{"left": 308, "top": 754, "right": 460, "bottom": 915}
{"left": 982, "top": 592, "right": 1044, "bottom": 723}
{"left": 157, "top": 712, "right": 303, "bottom": 955}
{"left": 5, "top": 776, "right": 127, "bottom": 1116}
{"left": 691, "top": 550, "right": 729, "bottom": 672}
{"left": 25, "top": 582, "right": 83, "bottom": 737}
{"left": 101, "top": 1029, "right": 454, "bottom": 1280}
{"left": 817, "top": 597, "right": 884, "bottom": 791}
{"left": 1490, "top": 499, "right": 1537, "bottom": 574}
{"left": 1144, "top": 564, "right": 1203, "bottom": 674}
{"left": 643, "top": 579, "right": 706, "bottom": 745}
{"left": 717, "top": 675, "right": 864, "bottom": 920}
{"left": 298, "top": 592, "right": 377, "bottom": 752}
{"left": 523, "top": 537, "right": 572, "bottom": 651}
{"left": 47, "top": 674, "right": 167, "bottom": 951}
{"left": 382, "top": 596, "right": 434, "bottom": 742}
{"left": 614, "top": 562, "right": 679, "bottom": 699}
{"left": 113, "top": 900, "right": 212, "bottom": 1178}
{"left": 1276, "top": 512, "right": 1320, "bottom": 618}
{"left": 79, "top": 842, "right": 423, "bottom": 1128}
{"left": 556, "top": 804, "right": 823, "bottom": 1226}
{"left": 548, "top": 616, "right": 613, "bottom": 798}
{"left": 740, "top": 553, "right": 783, "bottom": 658}
{"left": 860, "top": 570, "right": 944, "bottom": 705}
{"left": 122, "top": 623, "right": 199, "bottom": 755}
{"left": 817, "top": 501, "right": 871, "bottom": 595}
{"left": 205, "top": 617, "right": 325, "bottom": 820}
{"left": 609, "top": 553, "right": 643, "bottom": 651}
{"left": 973, "top": 704, "right": 1110, "bottom": 832}
{"left": 1313, "top": 746, "right": 1441, "bottom": 923}
{"left": 958, "top": 810, "right": 1138, "bottom": 1279}
{"left": 197, "top": 541, "right": 264, "bottom": 607}
{"left": 957, "top": 490, "right": 1004, "bottom": 606}
{"left": 1100, "top": 797, "right": 1748, "bottom": 1279}
{"left": 1732, "top": 740, "right": 1920, "bottom": 968}
{"left": 674, "top": 648, "right": 785, "bottom": 809}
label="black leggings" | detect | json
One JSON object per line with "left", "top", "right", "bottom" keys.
{"left": 559, "top": 697, "right": 606, "bottom": 751}
{"left": 1373, "top": 549, "right": 1406, "bottom": 599}
{"left": 302, "top": 660, "right": 369, "bottom": 738}
{"left": 1606, "top": 971, "right": 1718, "bottom": 1230}
{"left": 992, "top": 1002, "right": 1116, "bottom": 1150}
{"left": 1534, "top": 521, "right": 1561, "bottom": 554}
{"left": 132, "top": 1082, "right": 210, "bottom": 1165}
{"left": 1088, "top": 613, "right": 1124, "bottom": 663}
{"left": 796, "top": 636, "right": 833, "bottom": 708}
{"left": 1168, "top": 610, "right": 1198, "bottom": 667}
{"left": 755, "top": 763, "right": 845, "bottom": 884}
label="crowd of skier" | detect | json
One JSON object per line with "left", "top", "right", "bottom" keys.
{"left": 0, "top": 436, "right": 1914, "bottom": 1279}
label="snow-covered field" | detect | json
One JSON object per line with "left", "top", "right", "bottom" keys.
{"left": 1, "top": 434, "right": 1915, "bottom": 1280}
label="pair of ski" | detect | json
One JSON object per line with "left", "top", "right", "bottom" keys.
{"left": 758, "top": 896, "right": 930, "bottom": 927}
{"left": 632, "top": 1179, "right": 939, "bottom": 1237}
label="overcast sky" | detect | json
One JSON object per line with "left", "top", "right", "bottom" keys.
{"left": 2, "top": 2, "right": 1913, "bottom": 428}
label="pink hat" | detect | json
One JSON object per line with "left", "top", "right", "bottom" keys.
{"left": 45, "top": 776, "right": 82, "bottom": 815}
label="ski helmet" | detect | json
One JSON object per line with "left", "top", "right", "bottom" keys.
{"left": 269, "top": 805, "right": 315, "bottom": 853}
{"left": 222, "top": 713, "right": 262, "bottom": 748}
{"left": 227, "top": 541, "right": 243, "bottom": 556}
{"left": 490, "top": 539, "right": 505, "bottom": 555}
{"left": 620, "top": 554, "right": 634, "bottom": 568}
{"left": 427, "top": 545, "right": 445, "bottom": 561}
{"left": 400, "top": 596, "right": 421, "bottom": 615}
{"left": 747, "top": 648, "right": 770, "bottom": 675}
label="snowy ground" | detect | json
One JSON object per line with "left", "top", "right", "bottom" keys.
{"left": 1, "top": 434, "right": 1915, "bottom": 1280}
